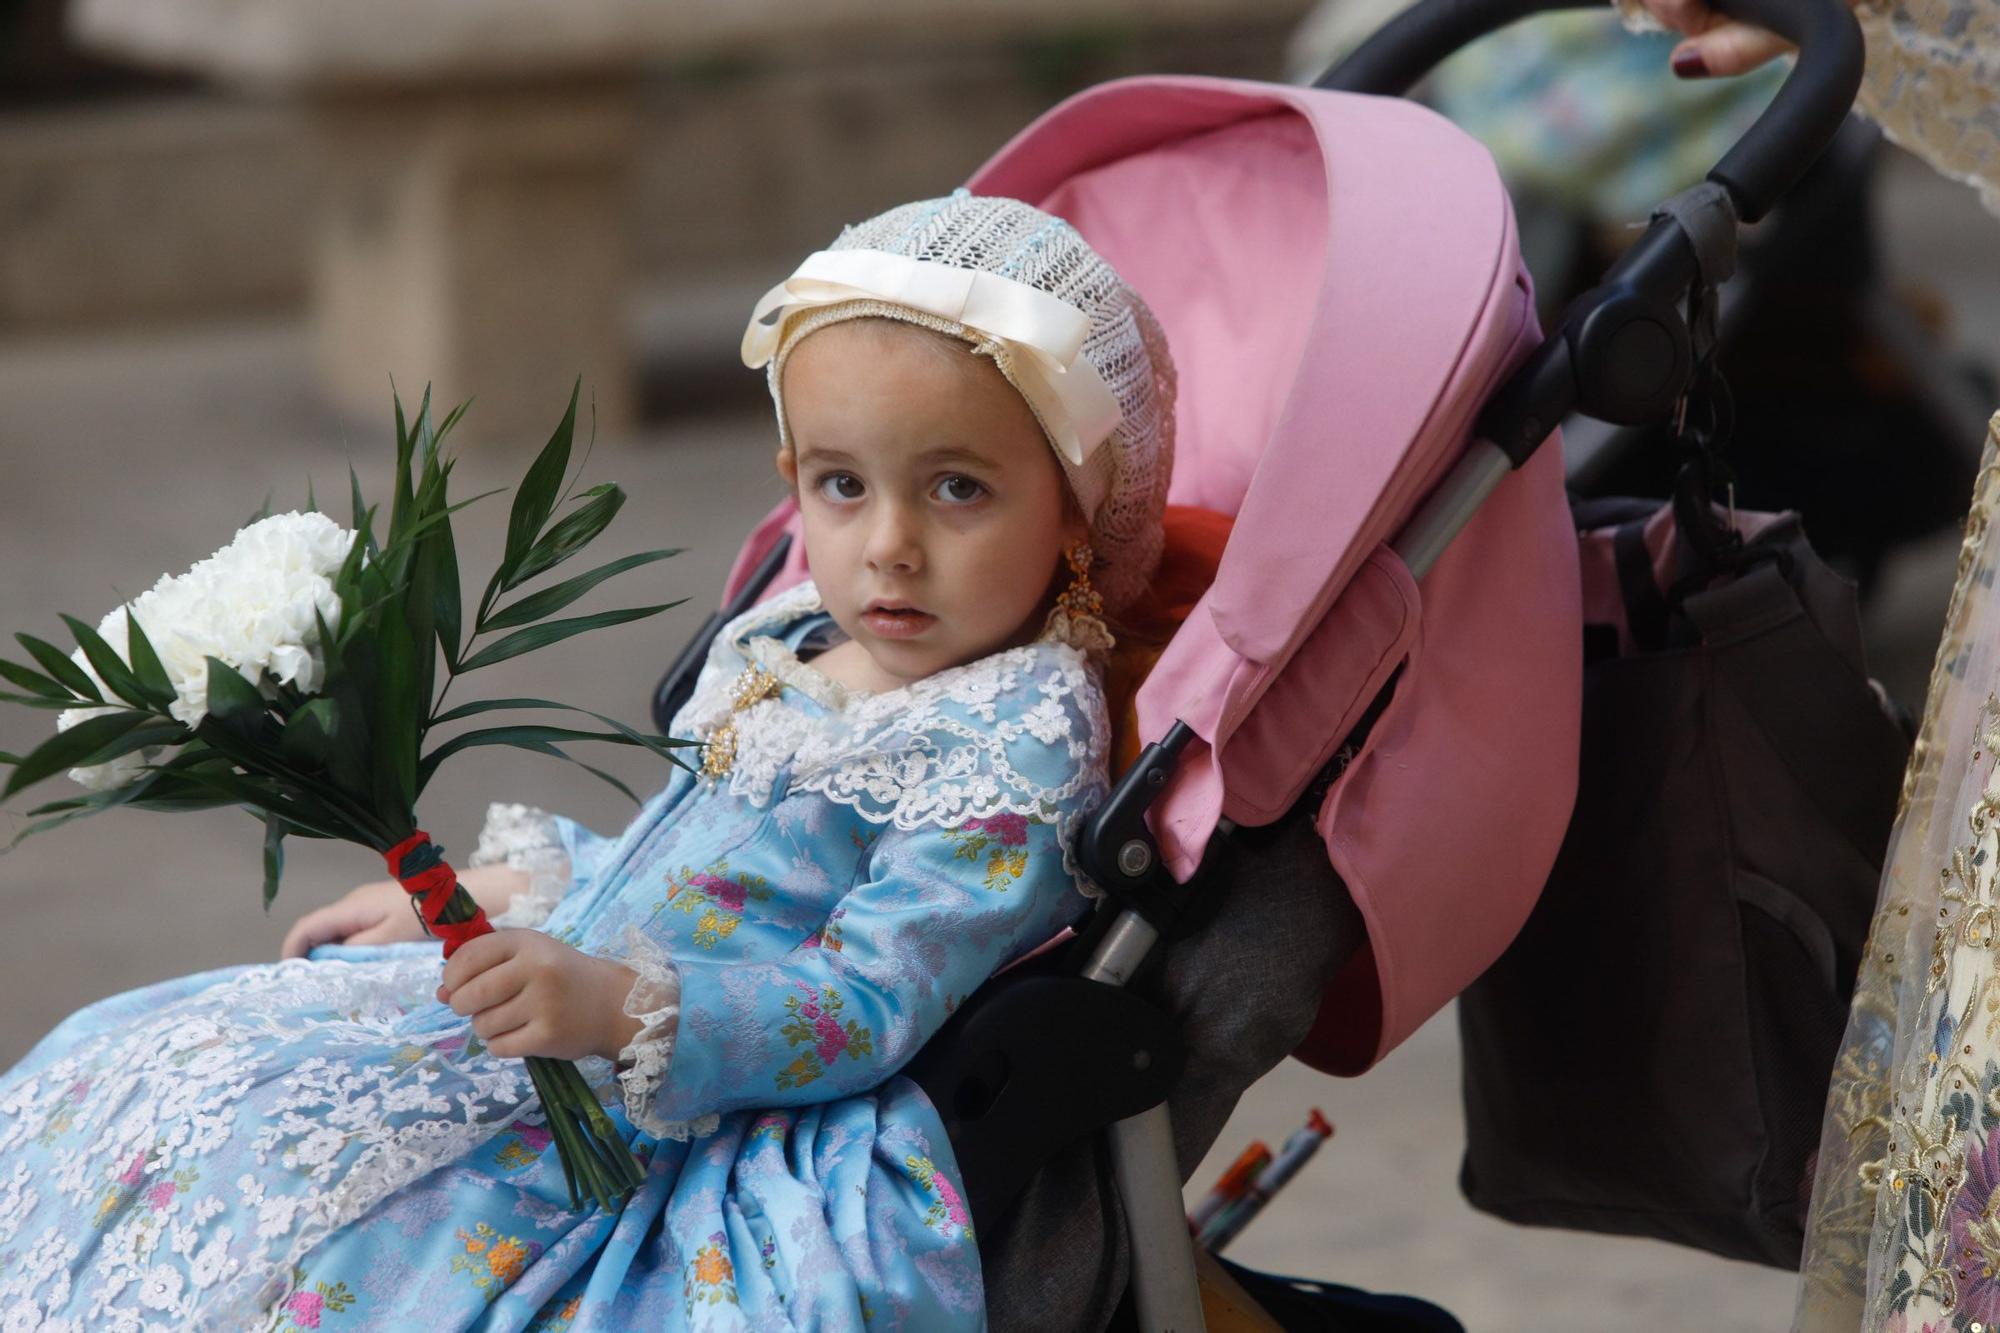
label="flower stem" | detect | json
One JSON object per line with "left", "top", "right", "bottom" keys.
{"left": 405, "top": 853, "right": 643, "bottom": 1213}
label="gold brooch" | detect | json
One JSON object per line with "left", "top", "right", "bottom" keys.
{"left": 700, "top": 666, "right": 784, "bottom": 779}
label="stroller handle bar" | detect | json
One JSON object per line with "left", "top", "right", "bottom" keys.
{"left": 1317, "top": 0, "right": 1865, "bottom": 226}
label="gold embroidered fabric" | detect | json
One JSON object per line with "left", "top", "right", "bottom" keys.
{"left": 696, "top": 665, "right": 784, "bottom": 780}
{"left": 1798, "top": 415, "right": 2000, "bottom": 1330}
{"left": 1850, "top": 0, "right": 2000, "bottom": 217}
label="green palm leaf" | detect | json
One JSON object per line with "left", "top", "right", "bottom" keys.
{"left": 0, "top": 657, "right": 70, "bottom": 700}
{"left": 2, "top": 709, "right": 155, "bottom": 798}
{"left": 429, "top": 695, "right": 695, "bottom": 766}
{"left": 16, "top": 634, "right": 100, "bottom": 702}
{"left": 456, "top": 603, "right": 681, "bottom": 673}
{"left": 480, "top": 548, "right": 682, "bottom": 632}
{"left": 60, "top": 614, "right": 163, "bottom": 711}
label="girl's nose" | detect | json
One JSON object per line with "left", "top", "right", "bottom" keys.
{"left": 864, "top": 504, "right": 924, "bottom": 574}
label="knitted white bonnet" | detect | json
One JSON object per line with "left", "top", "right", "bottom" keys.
{"left": 741, "top": 191, "right": 1177, "bottom": 613}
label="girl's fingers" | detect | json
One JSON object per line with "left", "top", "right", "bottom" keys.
{"left": 444, "top": 960, "right": 526, "bottom": 1019}
{"left": 439, "top": 930, "right": 517, "bottom": 994}
{"left": 278, "top": 916, "right": 318, "bottom": 960}
{"left": 280, "top": 899, "right": 376, "bottom": 960}
{"left": 484, "top": 1025, "right": 547, "bottom": 1060}
{"left": 470, "top": 995, "right": 536, "bottom": 1043}
{"left": 1672, "top": 21, "right": 1795, "bottom": 77}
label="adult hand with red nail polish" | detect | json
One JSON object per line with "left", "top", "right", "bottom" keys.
{"left": 1629, "top": 0, "right": 1861, "bottom": 79}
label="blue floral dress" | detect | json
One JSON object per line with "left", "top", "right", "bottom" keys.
{"left": 0, "top": 581, "right": 1108, "bottom": 1331}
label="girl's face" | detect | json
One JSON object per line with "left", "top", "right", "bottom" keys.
{"left": 778, "top": 319, "right": 1083, "bottom": 692}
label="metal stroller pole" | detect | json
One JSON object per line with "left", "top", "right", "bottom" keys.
{"left": 1080, "top": 919, "right": 1206, "bottom": 1330}
{"left": 1107, "top": 1106, "right": 1207, "bottom": 1332}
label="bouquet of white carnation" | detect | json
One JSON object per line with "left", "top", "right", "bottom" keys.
{"left": 0, "top": 385, "right": 688, "bottom": 1213}
{"left": 54, "top": 510, "right": 357, "bottom": 790}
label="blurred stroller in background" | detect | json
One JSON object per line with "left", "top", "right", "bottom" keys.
{"left": 653, "top": 0, "right": 1874, "bottom": 1325}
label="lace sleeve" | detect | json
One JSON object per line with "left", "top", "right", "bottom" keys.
{"left": 465, "top": 802, "right": 573, "bottom": 930}
{"left": 602, "top": 926, "right": 707, "bottom": 1141}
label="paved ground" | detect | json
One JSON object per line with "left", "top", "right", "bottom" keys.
{"left": 0, "top": 148, "right": 1992, "bottom": 1331}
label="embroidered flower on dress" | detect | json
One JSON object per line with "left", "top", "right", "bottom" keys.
{"left": 277, "top": 1278, "right": 353, "bottom": 1330}
{"left": 686, "top": 1231, "right": 739, "bottom": 1307}
{"left": 450, "top": 1221, "right": 542, "bottom": 1297}
{"left": 527, "top": 1295, "right": 583, "bottom": 1332}
{"left": 776, "top": 985, "right": 875, "bottom": 1090}
{"left": 494, "top": 1119, "right": 554, "bottom": 1172}
{"left": 801, "top": 906, "right": 849, "bottom": 953}
{"left": 1942, "top": 1125, "right": 2000, "bottom": 1323}
{"left": 660, "top": 861, "right": 773, "bottom": 950}
{"left": 905, "top": 1155, "right": 974, "bottom": 1240}
{"left": 943, "top": 814, "right": 1041, "bottom": 891}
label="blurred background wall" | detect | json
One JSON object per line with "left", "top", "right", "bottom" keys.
{"left": 0, "top": 0, "right": 1314, "bottom": 437}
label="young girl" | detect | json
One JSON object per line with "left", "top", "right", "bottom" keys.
{"left": 0, "top": 191, "right": 1175, "bottom": 1331}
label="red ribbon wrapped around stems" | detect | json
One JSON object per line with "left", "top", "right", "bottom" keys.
{"left": 380, "top": 828, "right": 643, "bottom": 1213}
{"left": 383, "top": 829, "right": 492, "bottom": 957}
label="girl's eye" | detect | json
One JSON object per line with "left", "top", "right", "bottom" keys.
{"left": 817, "top": 473, "right": 865, "bottom": 502}
{"left": 933, "top": 475, "right": 986, "bottom": 504}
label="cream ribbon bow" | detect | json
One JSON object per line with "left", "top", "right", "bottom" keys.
{"left": 740, "top": 249, "right": 1122, "bottom": 467}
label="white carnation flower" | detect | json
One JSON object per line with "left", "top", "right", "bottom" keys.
{"left": 55, "top": 512, "right": 357, "bottom": 791}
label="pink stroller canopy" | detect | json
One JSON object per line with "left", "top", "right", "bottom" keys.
{"left": 726, "top": 75, "right": 1582, "bottom": 1073}
{"left": 976, "top": 76, "right": 1583, "bottom": 1072}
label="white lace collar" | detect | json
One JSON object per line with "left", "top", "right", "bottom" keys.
{"left": 678, "top": 580, "right": 1110, "bottom": 830}
{"left": 707, "top": 579, "right": 1076, "bottom": 718}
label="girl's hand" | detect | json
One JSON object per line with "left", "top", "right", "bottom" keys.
{"left": 437, "top": 928, "right": 642, "bottom": 1063}
{"left": 279, "top": 864, "right": 530, "bottom": 960}
{"left": 1635, "top": 0, "right": 1861, "bottom": 79}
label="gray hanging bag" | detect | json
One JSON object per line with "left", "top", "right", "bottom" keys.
{"left": 1456, "top": 493, "right": 1911, "bottom": 1269}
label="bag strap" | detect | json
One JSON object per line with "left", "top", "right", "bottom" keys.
{"left": 1680, "top": 563, "right": 1902, "bottom": 857}
{"left": 1613, "top": 517, "right": 1673, "bottom": 654}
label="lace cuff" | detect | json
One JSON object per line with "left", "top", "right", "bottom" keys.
{"left": 466, "top": 802, "right": 572, "bottom": 929}
{"left": 605, "top": 926, "right": 714, "bottom": 1142}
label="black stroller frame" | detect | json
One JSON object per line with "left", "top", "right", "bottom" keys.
{"left": 653, "top": 1, "right": 1863, "bottom": 1324}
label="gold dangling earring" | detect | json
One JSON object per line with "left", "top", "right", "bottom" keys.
{"left": 1044, "top": 539, "right": 1115, "bottom": 652}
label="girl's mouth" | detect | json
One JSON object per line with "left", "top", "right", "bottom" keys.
{"left": 860, "top": 605, "right": 937, "bottom": 639}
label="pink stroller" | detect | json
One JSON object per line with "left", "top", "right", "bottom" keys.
{"left": 653, "top": 0, "right": 1863, "bottom": 1322}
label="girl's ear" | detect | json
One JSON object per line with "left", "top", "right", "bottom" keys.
{"left": 775, "top": 449, "right": 798, "bottom": 489}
